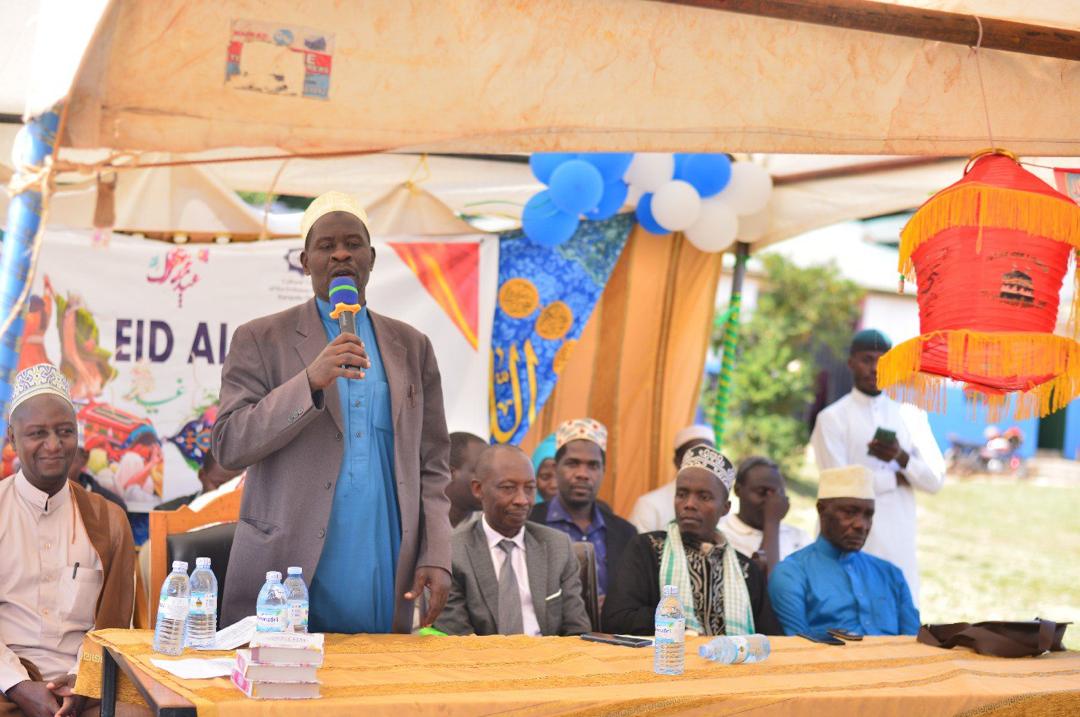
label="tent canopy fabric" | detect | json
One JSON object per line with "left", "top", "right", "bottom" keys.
{"left": 24, "top": 0, "right": 1080, "bottom": 157}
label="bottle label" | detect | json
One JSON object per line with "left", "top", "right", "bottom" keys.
{"left": 256, "top": 609, "right": 288, "bottom": 632}
{"left": 189, "top": 592, "right": 217, "bottom": 616}
{"left": 288, "top": 601, "right": 309, "bottom": 630}
{"left": 654, "top": 617, "right": 685, "bottom": 645}
{"left": 159, "top": 596, "right": 189, "bottom": 621}
{"left": 730, "top": 636, "right": 749, "bottom": 664}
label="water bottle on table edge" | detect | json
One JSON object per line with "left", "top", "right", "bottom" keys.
{"left": 186, "top": 557, "right": 218, "bottom": 649}
{"left": 654, "top": 584, "right": 685, "bottom": 675}
{"left": 699, "top": 634, "right": 771, "bottom": 664}
{"left": 256, "top": 571, "right": 288, "bottom": 632}
{"left": 153, "top": 561, "right": 190, "bottom": 656}
{"left": 283, "top": 566, "right": 309, "bottom": 633}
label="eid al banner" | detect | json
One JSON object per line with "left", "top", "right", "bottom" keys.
{"left": 14, "top": 229, "right": 496, "bottom": 506}
{"left": 490, "top": 214, "right": 632, "bottom": 445}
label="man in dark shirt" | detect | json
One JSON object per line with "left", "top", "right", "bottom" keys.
{"left": 156, "top": 451, "right": 243, "bottom": 511}
{"left": 66, "top": 446, "right": 126, "bottom": 510}
{"left": 603, "top": 445, "right": 781, "bottom": 636}
{"left": 528, "top": 418, "right": 636, "bottom": 601}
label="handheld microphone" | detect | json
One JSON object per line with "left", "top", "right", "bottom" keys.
{"left": 328, "top": 276, "right": 361, "bottom": 335}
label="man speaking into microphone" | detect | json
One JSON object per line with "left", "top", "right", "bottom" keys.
{"left": 213, "top": 191, "right": 452, "bottom": 633}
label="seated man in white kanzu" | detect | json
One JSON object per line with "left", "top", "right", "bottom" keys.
{"left": 0, "top": 364, "right": 137, "bottom": 717}
{"left": 435, "top": 445, "right": 590, "bottom": 636}
{"left": 629, "top": 424, "right": 716, "bottom": 533}
{"left": 719, "top": 456, "right": 810, "bottom": 576}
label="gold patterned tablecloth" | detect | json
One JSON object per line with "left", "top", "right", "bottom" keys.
{"left": 75, "top": 630, "right": 1080, "bottom": 716}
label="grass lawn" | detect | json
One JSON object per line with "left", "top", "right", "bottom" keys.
{"left": 778, "top": 472, "right": 1080, "bottom": 649}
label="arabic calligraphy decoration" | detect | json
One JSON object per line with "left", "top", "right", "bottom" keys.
{"left": 147, "top": 247, "right": 207, "bottom": 308}
{"left": 490, "top": 214, "right": 632, "bottom": 444}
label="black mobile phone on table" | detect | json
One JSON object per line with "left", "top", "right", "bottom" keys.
{"left": 581, "top": 632, "right": 653, "bottom": 648}
{"left": 828, "top": 628, "right": 863, "bottom": 642}
{"left": 798, "top": 632, "right": 845, "bottom": 646}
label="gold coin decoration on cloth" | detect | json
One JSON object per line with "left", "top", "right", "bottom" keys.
{"left": 498, "top": 278, "right": 540, "bottom": 318}
{"left": 553, "top": 339, "right": 578, "bottom": 375}
{"left": 535, "top": 301, "right": 573, "bottom": 341}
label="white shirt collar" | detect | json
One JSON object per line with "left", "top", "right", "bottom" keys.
{"left": 724, "top": 512, "right": 758, "bottom": 536}
{"left": 481, "top": 514, "right": 526, "bottom": 552}
{"left": 13, "top": 471, "right": 69, "bottom": 515}
{"left": 849, "top": 387, "right": 888, "bottom": 407}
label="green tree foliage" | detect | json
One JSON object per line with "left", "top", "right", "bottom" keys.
{"left": 709, "top": 254, "right": 864, "bottom": 471}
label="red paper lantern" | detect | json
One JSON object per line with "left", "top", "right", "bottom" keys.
{"left": 878, "top": 150, "right": 1080, "bottom": 419}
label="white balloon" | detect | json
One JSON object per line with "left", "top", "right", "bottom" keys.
{"left": 623, "top": 153, "right": 675, "bottom": 192}
{"left": 685, "top": 198, "right": 739, "bottom": 253}
{"left": 738, "top": 207, "right": 770, "bottom": 242}
{"left": 715, "top": 162, "right": 773, "bottom": 216}
{"left": 651, "top": 180, "right": 702, "bottom": 232}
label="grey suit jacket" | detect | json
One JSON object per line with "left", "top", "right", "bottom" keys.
{"left": 212, "top": 298, "right": 451, "bottom": 632}
{"left": 435, "top": 519, "right": 591, "bottom": 636}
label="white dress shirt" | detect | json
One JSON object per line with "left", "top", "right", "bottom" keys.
{"left": 628, "top": 479, "right": 677, "bottom": 533}
{"left": 810, "top": 389, "right": 946, "bottom": 602}
{"left": 718, "top": 512, "right": 811, "bottom": 561}
{"left": 480, "top": 515, "right": 541, "bottom": 636}
{"left": 0, "top": 473, "right": 102, "bottom": 691}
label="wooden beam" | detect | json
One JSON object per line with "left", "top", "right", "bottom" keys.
{"left": 656, "top": 0, "right": 1080, "bottom": 62}
{"left": 772, "top": 156, "right": 954, "bottom": 185}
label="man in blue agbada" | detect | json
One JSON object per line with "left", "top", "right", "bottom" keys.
{"left": 768, "top": 465, "right": 919, "bottom": 637}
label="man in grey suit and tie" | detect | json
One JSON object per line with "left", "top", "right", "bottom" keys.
{"left": 435, "top": 446, "right": 591, "bottom": 636}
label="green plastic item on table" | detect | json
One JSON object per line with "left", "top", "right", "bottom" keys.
{"left": 418, "top": 626, "right": 448, "bottom": 637}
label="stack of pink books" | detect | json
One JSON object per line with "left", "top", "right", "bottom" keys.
{"left": 231, "top": 632, "right": 324, "bottom": 699}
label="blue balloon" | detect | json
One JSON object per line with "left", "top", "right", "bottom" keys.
{"left": 529, "top": 153, "right": 575, "bottom": 184}
{"left": 522, "top": 191, "right": 580, "bottom": 247}
{"left": 548, "top": 159, "right": 605, "bottom": 215}
{"left": 584, "top": 180, "right": 629, "bottom": 221}
{"left": 635, "top": 193, "right": 668, "bottom": 235}
{"left": 673, "top": 153, "right": 691, "bottom": 180}
{"left": 580, "top": 153, "right": 634, "bottom": 183}
{"left": 676, "top": 154, "right": 732, "bottom": 198}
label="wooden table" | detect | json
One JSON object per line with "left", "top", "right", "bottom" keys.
{"left": 76, "top": 629, "right": 1080, "bottom": 716}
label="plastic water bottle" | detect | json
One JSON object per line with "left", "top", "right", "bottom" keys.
{"left": 699, "top": 634, "right": 771, "bottom": 664}
{"left": 186, "top": 557, "right": 218, "bottom": 648}
{"left": 654, "top": 584, "right": 685, "bottom": 675}
{"left": 256, "top": 571, "right": 288, "bottom": 632}
{"left": 153, "top": 561, "right": 190, "bottom": 656}
{"left": 283, "top": 566, "right": 309, "bottom": 633}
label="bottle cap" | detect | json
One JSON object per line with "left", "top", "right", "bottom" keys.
{"left": 195, "top": 557, "right": 211, "bottom": 568}
{"left": 287, "top": 566, "right": 302, "bottom": 575}
{"left": 662, "top": 584, "right": 679, "bottom": 597}
{"left": 266, "top": 570, "right": 282, "bottom": 581}
{"left": 172, "top": 561, "right": 189, "bottom": 572}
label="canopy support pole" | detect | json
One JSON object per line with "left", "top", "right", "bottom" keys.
{"left": 712, "top": 241, "right": 750, "bottom": 450}
{"left": 0, "top": 112, "right": 60, "bottom": 436}
{"left": 659, "top": 0, "right": 1080, "bottom": 62}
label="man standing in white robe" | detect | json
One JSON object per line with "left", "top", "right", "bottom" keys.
{"left": 810, "top": 329, "right": 945, "bottom": 603}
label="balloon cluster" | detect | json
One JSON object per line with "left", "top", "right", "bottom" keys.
{"left": 523, "top": 153, "right": 633, "bottom": 247}
{"left": 523, "top": 152, "right": 773, "bottom": 252}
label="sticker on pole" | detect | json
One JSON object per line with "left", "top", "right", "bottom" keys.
{"left": 225, "top": 20, "right": 333, "bottom": 100}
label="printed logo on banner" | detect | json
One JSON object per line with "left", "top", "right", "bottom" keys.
{"left": 489, "top": 214, "right": 632, "bottom": 445}
{"left": 225, "top": 19, "right": 334, "bottom": 99}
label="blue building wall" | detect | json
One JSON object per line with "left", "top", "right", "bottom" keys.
{"left": 924, "top": 386, "right": 1039, "bottom": 459}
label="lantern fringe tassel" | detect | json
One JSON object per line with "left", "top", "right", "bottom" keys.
{"left": 899, "top": 183, "right": 1080, "bottom": 279}
{"left": 878, "top": 330, "right": 1080, "bottom": 421}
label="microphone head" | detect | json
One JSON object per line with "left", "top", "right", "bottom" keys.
{"left": 329, "top": 276, "right": 359, "bottom": 308}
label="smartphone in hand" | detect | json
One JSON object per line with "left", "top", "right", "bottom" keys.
{"left": 873, "top": 427, "right": 897, "bottom": 444}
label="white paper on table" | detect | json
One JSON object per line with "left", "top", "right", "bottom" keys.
{"left": 209, "top": 615, "right": 258, "bottom": 651}
{"left": 149, "top": 657, "right": 234, "bottom": 679}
